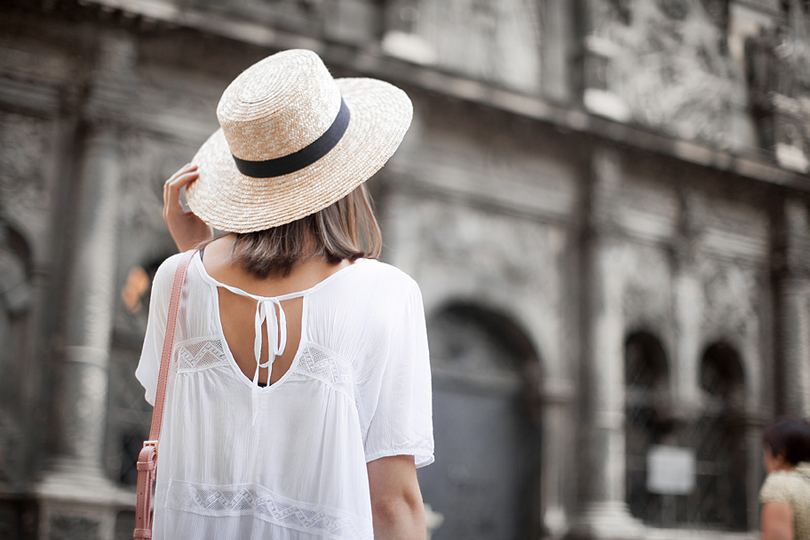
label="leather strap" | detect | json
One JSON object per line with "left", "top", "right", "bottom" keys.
{"left": 134, "top": 250, "right": 195, "bottom": 539}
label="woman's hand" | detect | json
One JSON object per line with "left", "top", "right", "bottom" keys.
{"left": 163, "top": 164, "right": 213, "bottom": 252}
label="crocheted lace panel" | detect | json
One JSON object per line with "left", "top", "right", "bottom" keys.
{"left": 164, "top": 481, "right": 373, "bottom": 539}
{"left": 174, "top": 338, "right": 354, "bottom": 400}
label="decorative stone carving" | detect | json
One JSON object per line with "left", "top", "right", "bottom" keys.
{"left": 747, "top": 0, "right": 810, "bottom": 172}
{"left": 383, "top": 0, "right": 542, "bottom": 93}
{"left": 584, "top": 0, "right": 747, "bottom": 146}
{"left": 0, "top": 111, "right": 52, "bottom": 236}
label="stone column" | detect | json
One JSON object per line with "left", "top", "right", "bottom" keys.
{"left": 36, "top": 31, "right": 137, "bottom": 540}
{"left": 777, "top": 200, "right": 810, "bottom": 417}
{"left": 54, "top": 126, "right": 122, "bottom": 474}
{"left": 672, "top": 192, "right": 705, "bottom": 418}
{"left": 574, "top": 148, "right": 642, "bottom": 540}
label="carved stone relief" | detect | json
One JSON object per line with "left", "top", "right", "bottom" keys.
{"left": 619, "top": 242, "right": 675, "bottom": 348}
{"left": 694, "top": 256, "right": 764, "bottom": 406}
{"left": 384, "top": 0, "right": 542, "bottom": 93}
{"left": 388, "top": 98, "right": 578, "bottom": 222}
{"left": 0, "top": 112, "right": 53, "bottom": 245}
{"left": 585, "top": 0, "right": 746, "bottom": 146}
{"left": 700, "top": 261, "right": 756, "bottom": 337}
{"left": 385, "top": 193, "right": 568, "bottom": 378}
{"left": 747, "top": 0, "right": 810, "bottom": 172}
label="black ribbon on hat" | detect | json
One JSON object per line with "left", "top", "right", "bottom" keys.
{"left": 232, "top": 98, "right": 351, "bottom": 179}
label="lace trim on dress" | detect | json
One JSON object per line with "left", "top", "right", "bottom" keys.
{"left": 165, "top": 481, "right": 373, "bottom": 540}
{"left": 293, "top": 344, "right": 354, "bottom": 399}
{"left": 174, "top": 338, "right": 229, "bottom": 373}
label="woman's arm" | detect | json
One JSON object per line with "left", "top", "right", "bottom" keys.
{"left": 367, "top": 455, "right": 426, "bottom": 540}
{"left": 761, "top": 502, "right": 793, "bottom": 540}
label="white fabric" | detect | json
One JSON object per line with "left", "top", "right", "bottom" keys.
{"left": 135, "top": 252, "right": 434, "bottom": 540}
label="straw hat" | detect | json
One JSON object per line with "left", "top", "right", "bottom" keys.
{"left": 187, "top": 49, "right": 413, "bottom": 233}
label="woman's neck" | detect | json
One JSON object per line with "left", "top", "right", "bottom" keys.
{"left": 201, "top": 235, "right": 351, "bottom": 297}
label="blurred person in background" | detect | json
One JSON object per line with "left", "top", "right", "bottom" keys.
{"left": 760, "top": 419, "right": 810, "bottom": 540}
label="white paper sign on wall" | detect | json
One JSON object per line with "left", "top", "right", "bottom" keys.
{"left": 646, "top": 445, "right": 696, "bottom": 495}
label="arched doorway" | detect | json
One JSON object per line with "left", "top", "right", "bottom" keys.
{"left": 420, "top": 303, "right": 541, "bottom": 540}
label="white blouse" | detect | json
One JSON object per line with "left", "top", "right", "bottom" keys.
{"left": 135, "top": 251, "right": 434, "bottom": 540}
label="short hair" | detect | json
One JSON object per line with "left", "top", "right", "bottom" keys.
{"left": 230, "top": 183, "right": 381, "bottom": 278}
{"left": 763, "top": 418, "right": 810, "bottom": 466}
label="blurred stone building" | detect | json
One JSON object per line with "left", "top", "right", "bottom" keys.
{"left": 1, "top": 0, "right": 810, "bottom": 538}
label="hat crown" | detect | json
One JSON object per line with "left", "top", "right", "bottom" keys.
{"left": 217, "top": 49, "right": 342, "bottom": 162}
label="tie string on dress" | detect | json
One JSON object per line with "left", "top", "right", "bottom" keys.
{"left": 250, "top": 297, "right": 287, "bottom": 424}
{"left": 213, "top": 278, "right": 289, "bottom": 425}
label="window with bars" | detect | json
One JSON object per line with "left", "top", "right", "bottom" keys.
{"left": 689, "top": 343, "right": 747, "bottom": 530}
{"left": 625, "top": 332, "right": 673, "bottom": 525}
{"left": 625, "top": 335, "right": 748, "bottom": 530}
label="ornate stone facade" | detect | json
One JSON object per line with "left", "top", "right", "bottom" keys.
{"left": 0, "top": 0, "right": 809, "bottom": 539}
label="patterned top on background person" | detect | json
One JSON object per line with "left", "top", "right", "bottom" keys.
{"left": 760, "top": 462, "right": 810, "bottom": 540}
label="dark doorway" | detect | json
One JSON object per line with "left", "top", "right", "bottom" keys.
{"left": 420, "top": 303, "right": 541, "bottom": 540}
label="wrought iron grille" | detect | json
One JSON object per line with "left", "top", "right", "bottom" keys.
{"left": 625, "top": 335, "right": 747, "bottom": 530}
{"left": 688, "top": 344, "right": 747, "bottom": 530}
{"left": 625, "top": 332, "right": 672, "bottom": 525}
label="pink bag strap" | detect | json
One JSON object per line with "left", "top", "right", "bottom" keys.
{"left": 147, "top": 249, "right": 196, "bottom": 442}
{"left": 134, "top": 250, "right": 196, "bottom": 540}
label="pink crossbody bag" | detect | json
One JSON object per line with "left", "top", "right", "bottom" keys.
{"left": 134, "top": 250, "right": 195, "bottom": 540}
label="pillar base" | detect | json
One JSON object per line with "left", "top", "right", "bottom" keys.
{"left": 544, "top": 505, "right": 569, "bottom": 539}
{"left": 569, "top": 501, "right": 644, "bottom": 540}
{"left": 34, "top": 458, "right": 135, "bottom": 540}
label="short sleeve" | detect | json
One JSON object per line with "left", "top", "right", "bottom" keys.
{"left": 359, "top": 272, "right": 434, "bottom": 468}
{"left": 760, "top": 472, "right": 792, "bottom": 505}
{"left": 134, "top": 254, "right": 180, "bottom": 406}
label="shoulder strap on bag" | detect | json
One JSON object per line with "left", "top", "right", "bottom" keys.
{"left": 134, "top": 249, "right": 196, "bottom": 540}
{"left": 148, "top": 249, "right": 196, "bottom": 441}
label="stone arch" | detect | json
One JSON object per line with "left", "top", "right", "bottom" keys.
{"left": 420, "top": 300, "right": 542, "bottom": 540}
{"left": 0, "top": 223, "right": 33, "bottom": 380}
{"left": 624, "top": 330, "right": 673, "bottom": 525}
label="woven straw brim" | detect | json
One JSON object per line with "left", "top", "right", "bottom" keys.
{"left": 187, "top": 77, "right": 412, "bottom": 233}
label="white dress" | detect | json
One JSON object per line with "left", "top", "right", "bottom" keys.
{"left": 135, "top": 251, "right": 434, "bottom": 540}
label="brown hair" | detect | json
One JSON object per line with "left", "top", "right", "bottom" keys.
{"left": 230, "top": 184, "right": 381, "bottom": 278}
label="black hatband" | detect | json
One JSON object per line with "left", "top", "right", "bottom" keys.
{"left": 232, "top": 98, "right": 350, "bottom": 179}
